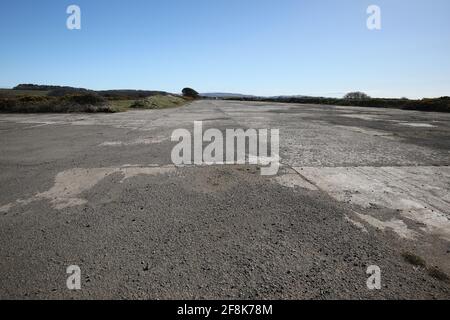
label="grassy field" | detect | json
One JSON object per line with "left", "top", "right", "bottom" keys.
{"left": 109, "top": 95, "right": 189, "bottom": 112}
{"left": 131, "top": 95, "right": 189, "bottom": 109}
{"left": 108, "top": 99, "right": 136, "bottom": 112}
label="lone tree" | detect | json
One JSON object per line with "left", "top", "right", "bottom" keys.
{"left": 343, "top": 91, "right": 371, "bottom": 100}
{"left": 182, "top": 87, "right": 199, "bottom": 98}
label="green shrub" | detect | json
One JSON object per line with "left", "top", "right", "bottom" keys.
{"left": 63, "top": 93, "right": 107, "bottom": 106}
{"left": 343, "top": 92, "right": 371, "bottom": 100}
{"left": 225, "top": 95, "right": 450, "bottom": 113}
{"left": 182, "top": 87, "right": 199, "bottom": 98}
{"left": 0, "top": 93, "right": 115, "bottom": 113}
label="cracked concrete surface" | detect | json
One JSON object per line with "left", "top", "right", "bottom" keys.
{"left": 293, "top": 166, "right": 450, "bottom": 241}
{"left": 1, "top": 100, "right": 450, "bottom": 299}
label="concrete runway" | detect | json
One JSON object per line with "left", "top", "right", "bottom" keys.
{"left": 0, "top": 100, "right": 449, "bottom": 299}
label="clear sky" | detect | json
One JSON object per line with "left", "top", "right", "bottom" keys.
{"left": 1, "top": 0, "right": 449, "bottom": 98}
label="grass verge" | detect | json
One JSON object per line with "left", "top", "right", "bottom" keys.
{"left": 131, "top": 95, "right": 189, "bottom": 109}
{"left": 108, "top": 100, "right": 136, "bottom": 112}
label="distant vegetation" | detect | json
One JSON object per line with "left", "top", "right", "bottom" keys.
{"left": 13, "top": 84, "right": 82, "bottom": 92}
{"left": 222, "top": 93, "right": 450, "bottom": 113}
{"left": 343, "top": 91, "right": 371, "bottom": 100}
{"left": 11, "top": 84, "right": 168, "bottom": 100}
{"left": 182, "top": 87, "right": 199, "bottom": 99}
{"left": 97, "top": 89, "right": 168, "bottom": 100}
{"left": 0, "top": 84, "right": 190, "bottom": 113}
{"left": 0, "top": 93, "right": 115, "bottom": 113}
{"left": 0, "top": 88, "right": 49, "bottom": 97}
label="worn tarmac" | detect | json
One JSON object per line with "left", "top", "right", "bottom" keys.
{"left": 0, "top": 100, "right": 449, "bottom": 299}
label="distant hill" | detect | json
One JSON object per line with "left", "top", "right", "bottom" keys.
{"left": 12, "top": 84, "right": 169, "bottom": 100}
{"left": 268, "top": 95, "right": 310, "bottom": 99}
{"left": 97, "top": 89, "right": 168, "bottom": 99}
{"left": 201, "top": 92, "right": 257, "bottom": 99}
{"left": 13, "top": 84, "right": 92, "bottom": 93}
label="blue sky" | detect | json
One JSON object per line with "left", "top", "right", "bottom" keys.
{"left": 0, "top": 0, "right": 449, "bottom": 98}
